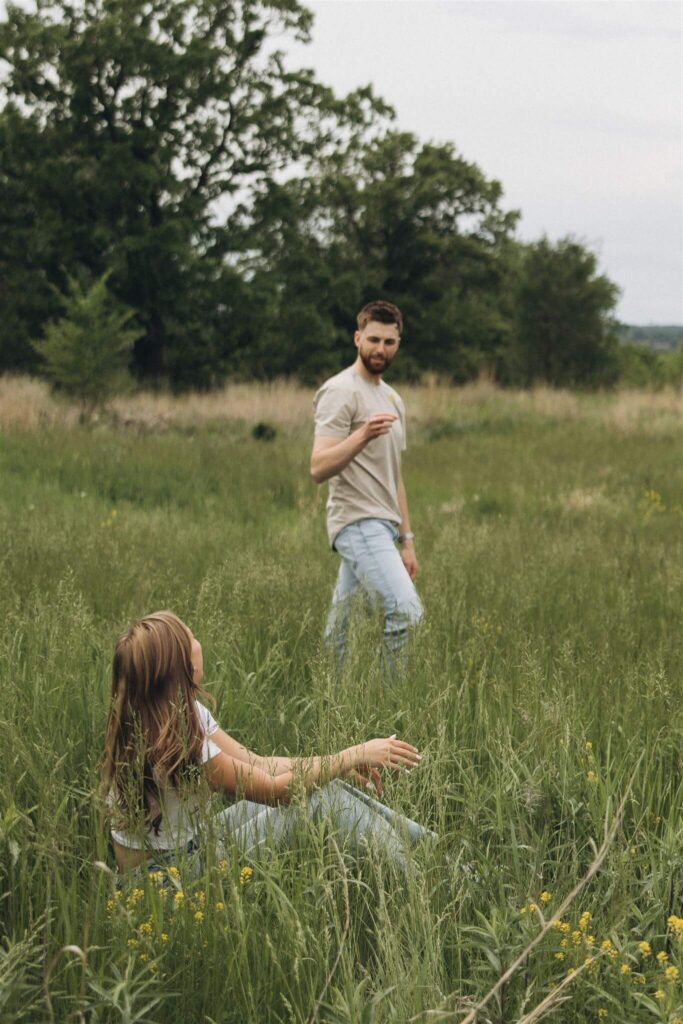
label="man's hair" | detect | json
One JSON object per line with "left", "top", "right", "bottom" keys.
{"left": 356, "top": 300, "right": 403, "bottom": 334}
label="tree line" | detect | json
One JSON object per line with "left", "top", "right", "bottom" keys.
{"left": 0, "top": 0, "right": 671, "bottom": 399}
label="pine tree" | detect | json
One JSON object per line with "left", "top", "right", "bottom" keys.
{"left": 33, "top": 272, "right": 141, "bottom": 417}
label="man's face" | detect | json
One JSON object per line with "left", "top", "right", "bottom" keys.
{"left": 354, "top": 320, "right": 401, "bottom": 375}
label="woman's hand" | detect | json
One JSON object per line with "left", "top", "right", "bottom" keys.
{"left": 348, "top": 766, "right": 384, "bottom": 797}
{"left": 352, "top": 735, "right": 421, "bottom": 773}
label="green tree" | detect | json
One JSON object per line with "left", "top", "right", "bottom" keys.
{"left": 617, "top": 341, "right": 665, "bottom": 389}
{"left": 0, "top": 0, "right": 386, "bottom": 383}
{"left": 661, "top": 342, "right": 683, "bottom": 388}
{"left": 507, "top": 237, "right": 621, "bottom": 387}
{"left": 235, "top": 131, "right": 518, "bottom": 382}
{"left": 0, "top": 107, "right": 64, "bottom": 372}
{"left": 32, "top": 271, "right": 142, "bottom": 415}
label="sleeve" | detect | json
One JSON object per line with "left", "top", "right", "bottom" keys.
{"left": 195, "top": 701, "right": 222, "bottom": 763}
{"left": 313, "top": 384, "right": 354, "bottom": 439}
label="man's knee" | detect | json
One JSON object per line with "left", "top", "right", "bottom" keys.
{"left": 386, "top": 593, "right": 424, "bottom": 634}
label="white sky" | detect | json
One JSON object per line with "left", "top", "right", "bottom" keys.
{"left": 287, "top": 0, "right": 682, "bottom": 325}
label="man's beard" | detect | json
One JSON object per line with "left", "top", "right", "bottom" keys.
{"left": 359, "top": 349, "right": 392, "bottom": 375}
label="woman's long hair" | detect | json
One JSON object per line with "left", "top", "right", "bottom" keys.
{"left": 102, "top": 611, "right": 213, "bottom": 835}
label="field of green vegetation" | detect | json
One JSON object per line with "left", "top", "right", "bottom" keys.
{"left": 1, "top": 382, "right": 682, "bottom": 1023}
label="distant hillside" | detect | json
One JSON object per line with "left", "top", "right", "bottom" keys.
{"left": 621, "top": 325, "right": 683, "bottom": 351}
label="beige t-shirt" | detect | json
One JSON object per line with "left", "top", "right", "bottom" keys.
{"left": 313, "top": 366, "right": 407, "bottom": 547}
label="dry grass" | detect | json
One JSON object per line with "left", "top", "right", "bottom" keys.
{"left": 0, "top": 376, "right": 81, "bottom": 430}
{"left": 1, "top": 373, "right": 682, "bottom": 435}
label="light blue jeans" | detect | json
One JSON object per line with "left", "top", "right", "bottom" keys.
{"left": 121, "top": 782, "right": 436, "bottom": 883}
{"left": 213, "top": 779, "right": 436, "bottom": 871}
{"left": 325, "top": 518, "right": 424, "bottom": 666}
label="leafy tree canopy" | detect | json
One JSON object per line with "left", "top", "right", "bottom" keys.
{"left": 508, "top": 237, "right": 621, "bottom": 388}
{"left": 0, "top": 0, "right": 389, "bottom": 380}
{"left": 232, "top": 130, "right": 519, "bottom": 382}
{"left": 0, "top": 1, "right": 623, "bottom": 389}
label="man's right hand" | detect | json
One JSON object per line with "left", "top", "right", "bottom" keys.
{"left": 361, "top": 412, "right": 398, "bottom": 443}
{"left": 311, "top": 413, "right": 398, "bottom": 484}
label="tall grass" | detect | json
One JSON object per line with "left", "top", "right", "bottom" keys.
{"left": 1, "top": 381, "right": 682, "bottom": 1021}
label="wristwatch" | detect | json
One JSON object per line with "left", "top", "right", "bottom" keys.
{"left": 398, "top": 531, "right": 415, "bottom": 543}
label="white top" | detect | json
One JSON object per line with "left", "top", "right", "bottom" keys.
{"left": 110, "top": 701, "right": 222, "bottom": 851}
{"left": 313, "top": 366, "right": 407, "bottom": 546}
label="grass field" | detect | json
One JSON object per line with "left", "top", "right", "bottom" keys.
{"left": 1, "top": 377, "right": 682, "bottom": 1023}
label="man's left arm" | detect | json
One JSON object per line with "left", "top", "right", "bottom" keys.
{"left": 397, "top": 474, "right": 418, "bottom": 580}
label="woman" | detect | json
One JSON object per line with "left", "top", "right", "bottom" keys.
{"left": 103, "top": 611, "right": 435, "bottom": 875}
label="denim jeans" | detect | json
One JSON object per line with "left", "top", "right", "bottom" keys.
{"left": 213, "top": 779, "right": 436, "bottom": 871}
{"left": 121, "top": 780, "right": 436, "bottom": 882}
{"left": 325, "top": 518, "right": 424, "bottom": 666}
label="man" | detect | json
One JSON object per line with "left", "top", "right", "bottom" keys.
{"left": 311, "top": 299, "right": 423, "bottom": 667}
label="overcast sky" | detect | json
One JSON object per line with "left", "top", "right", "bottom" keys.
{"left": 287, "top": 0, "right": 682, "bottom": 325}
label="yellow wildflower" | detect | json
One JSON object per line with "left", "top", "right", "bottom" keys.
{"left": 656, "top": 950, "right": 669, "bottom": 964}
{"left": 597, "top": 1011, "right": 607, "bottom": 1020}
{"left": 139, "top": 953, "right": 149, "bottom": 963}
{"left": 629, "top": 846, "right": 637, "bottom": 857}
{"left": 586, "top": 934, "right": 595, "bottom": 946}
{"left": 579, "top": 911, "right": 591, "bottom": 930}
{"left": 665, "top": 965, "right": 680, "bottom": 983}
{"left": 106, "top": 898, "right": 115, "bottom": 912}
{"left": 160, "top": 933, "right": 169, "bottom": 943}
{"left": 638, "top": 941, "right": 651, "bottom": 957}
{"left": 572, "top": 931, "right": 582, "bottom": 945}
{"left": 587, "top": 771, "right": 597, "bottom": 783}
{"left": 560, "top": 938, "right": 568, "bottom": 949}
{"left": 600, "top": 939, "right": 612, "bottom": 951}
{"left": 668, "top": 914, "right": 683, "bottom": 936}
{"left": 619, "top": 963, "right": 631, "bottom": 975}
{"left": 215, "top": 901, "right": 225, "bottom": 911}
{"left": 560, "top": 922, "right": 570, "bottom": 933}
{"left": 540, "top": 891, "right": 552, "bottom": 903}
{"left": 126, "top": 888, "right": 144, "bottom": 908}
{"left": 240, "top": 866, "right": 253, "bottom": 886}
{"left": 528, "top": 902, "right": 539, "bottom": 913}
{"left": 631, "top": 972, "right": 645, "bottom": 985}
{"left": 167, "top": 866, "right": 179, "bottom": 878}
{"left": 654, "top": 989, "right": 665, "bottom": 1000}
{"left": 551, "top": 919, "right": 564, "bottom": 930}
{"left": 138, "top": 921, "right": 153, "bottom": 936}
{"left": 585, "top": 741, "right": 593, "bottom": 752}
{"left": 219, "top": 859, "right": 229, "bottom": 872}
{"left": 173, "top": 891, "right": 185, "bottom": 905}
{"left": 554, "top": 952, "right": 565, "bottom": 961}
{"left": 194, "top": 910, "right": 204, "bottom": 924}
{"left": 127, "top": 938, "right": 138, "bottom": 947}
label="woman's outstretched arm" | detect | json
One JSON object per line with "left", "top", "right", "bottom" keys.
{"left": 210, "top": 728, "right": 292, "bottom": 776}
{"left": 204, "top": 736, "right": 420, "bottom": 805}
